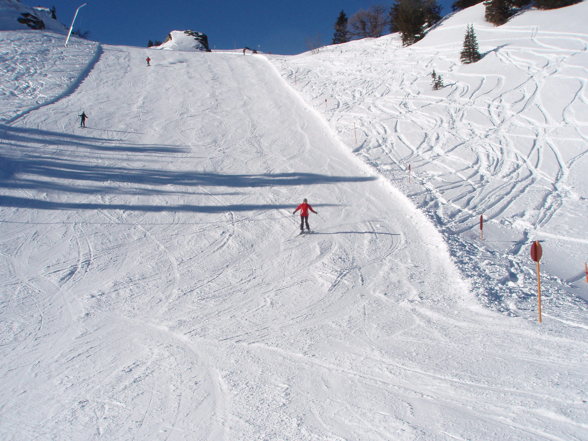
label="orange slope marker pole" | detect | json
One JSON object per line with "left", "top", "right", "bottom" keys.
{"left": 531, "top": 241, "right": 543, "bottom": 324}
{"left": 537, "top": 260, "right": 542, "bottom": 323}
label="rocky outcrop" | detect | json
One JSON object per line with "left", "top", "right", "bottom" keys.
{"left": 0, "top": 0, "right": 67, "bottom": 33}
{"left": 158, "top": 30, "right": 211, "bottom": 52}
{"left": 183, "top": 30, "right": 210, "bottom": 52}
{"left": 17, "top": 12, "right": 45, "bottom": 30}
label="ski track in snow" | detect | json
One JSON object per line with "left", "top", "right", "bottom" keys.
{"left": 271, "top": 6, "right": 588, "bottom": 313}
{"left": 0, "top": 31, "right": 100, "bottom": 124}
{"left": 1, "top": 5, "right": 588, "bottom": 440}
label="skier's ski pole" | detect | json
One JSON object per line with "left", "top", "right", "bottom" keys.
{"left": 287, "top": 210, "right": 298, "bottom": 225}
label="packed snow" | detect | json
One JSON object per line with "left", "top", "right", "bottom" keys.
{"left": 0, "top": 1, "right": 587, "bottom": 440}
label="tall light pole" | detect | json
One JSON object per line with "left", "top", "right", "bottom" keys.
{"left": 65, "top": 3, "right": 87, "bottom": 47}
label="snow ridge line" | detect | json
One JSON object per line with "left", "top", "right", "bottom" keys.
{"left": 4, "top": 42, "right": 104, "bottom": 125}
{"left": 262, "top": 54, "right": 470, "bottom": 295}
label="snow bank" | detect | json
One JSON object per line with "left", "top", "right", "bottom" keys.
{"left": 271, "top": 2, "right": 588, "bottom": 311}
{"left": 0, "top": 31, "right": 100, "bottom": 123}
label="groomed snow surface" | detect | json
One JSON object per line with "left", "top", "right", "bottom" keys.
{"left": 1, "top": 3, "right": 587, "bottom": 441}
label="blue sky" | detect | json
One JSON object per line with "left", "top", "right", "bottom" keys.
{"left": 23, "top": 0, "right": 452, "bottom": 54}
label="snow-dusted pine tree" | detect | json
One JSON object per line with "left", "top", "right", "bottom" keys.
{"left": 392, "top": 0, "right": 426, "bottom": 46}
{"left": 460, "top": 24, "right": 481, "bottom": 64}
{"left": 333, "top": 10, "right": 349, "bottom": 44}
{"left": 433, "top": 74, "right": 444, "bottom": 90}
{"left": 431, "top": 70, "right": 444, "bottom": 89}
{"left": 484, "top": 0, "right": 511, "bottom": 26}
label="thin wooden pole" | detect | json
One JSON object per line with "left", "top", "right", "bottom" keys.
{"left": 537, "top": 261, "right": 542, "bottom": 323}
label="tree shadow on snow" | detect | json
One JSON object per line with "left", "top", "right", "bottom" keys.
{"left": 0, "top": 196, "right": 341, "bottom": 214}
{"left": 0, "top": 124, "right": 187, "bottom": 154}
{"left": 0, "top": 124, "right": 374, "bottom": 213}
{"left": 313, "top": 231, "right": 400, "bottom": 237}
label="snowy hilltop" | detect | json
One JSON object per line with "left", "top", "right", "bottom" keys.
{"left": 0, "top": 0, "right": 66, "bottom": 33}
{"left": 0, "top": 1, "right": 587, "bottom": 441}
{"left": 156, "top": 30, "right": 211, "bottom": 52}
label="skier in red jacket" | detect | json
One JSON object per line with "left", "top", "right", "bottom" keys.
{"left": 293, "top": 198, "right": 317, "bottom": 232}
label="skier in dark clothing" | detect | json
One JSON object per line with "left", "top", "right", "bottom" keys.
{"left": 293, "top": 198, "right": 317, "bottom": 232}
{"left": 146, "top": 56, "right": 151, "bottom": 66}
{"left": 79, "top": 111, "right": 88, "bottom": 128}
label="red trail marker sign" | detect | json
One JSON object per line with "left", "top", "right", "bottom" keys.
{"left": 531, "top": 241, "right": 543, "bottom": 323}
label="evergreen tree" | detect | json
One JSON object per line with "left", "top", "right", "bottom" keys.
{"left": 73, "top": 29, "right": 90, "bottom": 39}
{"left": 431, "top": 69, "right": 444, "bottom": 90}
{"left": 460, "top": 24, "right": 481, "bottom": 64}
{"left": 391, "top": 0, "right": 441, "bottom": 46}
{"left": 433, "top": 74, "right": 444, "bottom": 90}
{"left": 452, "top": 0, "right": 484, "bottom": 10}
{"left": 510, "top": 0, "right": 532, "bottom": 8}
{"left": 50, "top": 6, "right": 57, "bottom": 20}
{"left": 333, "top": 10, "right": 350, "bottom": 44}
{"left": 422, "top": 0, "right": 441, "bottom": 26}
{"left": 535, "top": 0, "right": 580, "bottom": 8}
{"left": 391, "top": 0, "right": 424, "bottom": 46}
{"left": 484, "top": 0, "right": 511, "bottom": 26}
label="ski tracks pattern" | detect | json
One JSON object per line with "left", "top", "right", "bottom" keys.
{"left": 272, "top": 22, "right": 588, "bottom": 314}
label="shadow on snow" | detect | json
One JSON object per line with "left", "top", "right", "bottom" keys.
{"left": 0, "top": 125, "right": 375, "bottom": 213}
{"left": 0, "top": 196, "right": 340, "bottom": 213}
{"left": 313, "top": 231, "right": 400, "bottom": 237}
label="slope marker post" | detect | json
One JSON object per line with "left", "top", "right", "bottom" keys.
{"left": 531, "top": 241, "right": 543, "bottom": 323}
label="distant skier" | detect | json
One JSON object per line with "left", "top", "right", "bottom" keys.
{"left": 293, "top": 198, "right": 317, "bottom": 233}
{"left": 79, "top": 111, "right": 88, "bottom": 128}
{"left": 146, "top": 56, "right": 151, "bottom": 66}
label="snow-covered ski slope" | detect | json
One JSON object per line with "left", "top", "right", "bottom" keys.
{"left": 0, "top": 31, "right": 100, "bottom": 123}
{"left": 273, "top": 3, "right": 588, "bottom": 308}
{"left": 1, "top": 5, "right": 587, "bottom": 441}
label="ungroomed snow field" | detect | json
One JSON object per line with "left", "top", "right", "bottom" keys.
{"left": 1, "top": 4, "right": 587, "bottom": 441}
